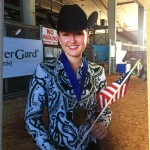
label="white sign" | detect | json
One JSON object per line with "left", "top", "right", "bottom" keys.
{"left": 116, "top": 50, "right": 127, "bottom": 64}
{"left": 3, "top": 37, "right": 43, "bottom": 78}
{"left": 110, "top": 45, "right": 115, "bottom": 57}
{"left": 42, "top": 27, "right": 58, "bottom": 45}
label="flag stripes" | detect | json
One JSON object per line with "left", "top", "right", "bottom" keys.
{"left": 97, "top": 71, "right": 131, "bottom": 110}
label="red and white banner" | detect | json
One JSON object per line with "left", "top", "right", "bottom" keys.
{"left": 42, "top": 27, "right": 58, "bottom": 45}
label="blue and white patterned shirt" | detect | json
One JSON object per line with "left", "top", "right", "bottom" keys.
{"left": 24, "top": 55, "right": 112, "bottom": 150}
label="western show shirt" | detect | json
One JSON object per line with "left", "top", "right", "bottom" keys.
{"left": 24, "top": 55, "right": 112, "bottom": 150}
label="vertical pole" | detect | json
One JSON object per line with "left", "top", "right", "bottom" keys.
{"left": 109, "top": 39, "right": 111, "bottom": 74}
{"left": 108, "top": 0, "right": 116, "bottom": 74}
{"left": 108, "top": 0, "right": 116, "bottom": 42}
{"left": 0, "top": 0, "right": 4, "bottom": 149}
{"left": 93, "top": 29, "right": 96, "bottom": 44}
{"left": 22, "top": 0, "right": 36, "bottom": 26}
{"left": 137, "top": 5, "right": 144, "bottom": 46}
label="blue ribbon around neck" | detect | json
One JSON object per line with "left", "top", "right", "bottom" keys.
{"left": 60, "top": 52, "right": 88, "bottom": 101}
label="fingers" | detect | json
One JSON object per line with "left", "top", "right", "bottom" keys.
{"left": 90, "top": 121, "right": 108, "bottom": 139}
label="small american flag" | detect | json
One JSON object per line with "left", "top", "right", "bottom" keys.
{"left": 97, "top": 71, "right": 131, "bottom": 110}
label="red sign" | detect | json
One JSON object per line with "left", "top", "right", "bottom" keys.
{"left": 42, "top": 27, "right": 58, "bottom": 45}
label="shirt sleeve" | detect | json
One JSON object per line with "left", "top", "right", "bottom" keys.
{"left": 24, "top": 64, "right": 55, "bottom": 150}
{"left": 97, "top": 67, "right": 112, "bottom": 129}
{"left": 99, "top": 107, "right": 112, "bottom": 129}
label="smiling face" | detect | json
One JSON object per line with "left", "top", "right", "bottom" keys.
{"left": 58, "top": 30, "right": 89, "bottom": 60}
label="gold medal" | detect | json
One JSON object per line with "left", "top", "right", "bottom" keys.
{"left": 73, "top": 107, "right": 87, "bottom": 127}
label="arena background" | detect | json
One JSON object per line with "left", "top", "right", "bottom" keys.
{"left": 3, "top": 73, "right": 148, "bottom": 150}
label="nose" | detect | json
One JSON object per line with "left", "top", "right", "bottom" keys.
{"left": 70, "top": 35, "right": 76, "bottom": 43}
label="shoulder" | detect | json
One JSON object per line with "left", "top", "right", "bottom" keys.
{"left": 88, "top": 61, "right": 105, "bottom": 76}
{"left": 88, "top": 61, "right": 106, "bottom": 88}
{"left": 43, "top": 57, "right": 58, "bottom": 64}
{"left": 35, "top": 57, "right": 62, "bottom": 77}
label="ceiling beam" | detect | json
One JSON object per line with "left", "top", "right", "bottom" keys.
{"left": 36, "top": 12, "right": 47, "bottom": 18}
{"left": 117, "top": 1, "right": 135, "bottom": 5}
{"left": 134, "top": 0, "right": 146, "bottom": 8}
{"left": 100, "top": 0, "right": 107, "bottom": 10}
{"left": 52, "top": 0, "right": 66, "bottom": 5}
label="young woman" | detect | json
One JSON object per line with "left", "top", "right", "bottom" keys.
{"left": 24, "top": 4, "right": 112, "bottom": 150}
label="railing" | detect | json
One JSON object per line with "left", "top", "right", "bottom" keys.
{"left": 4, "top": 20, "right": 40, "bottom": 39}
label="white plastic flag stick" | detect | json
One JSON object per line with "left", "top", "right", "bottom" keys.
{"left": 76, "top": 59, "right": 141, "bottom": 150}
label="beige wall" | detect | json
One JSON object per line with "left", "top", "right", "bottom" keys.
{"left": 147, "top": 0, "right": 150, "bottom": 149}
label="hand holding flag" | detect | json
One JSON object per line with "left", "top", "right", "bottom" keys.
{"left": 76, "top": 59, "right": 141, "bottom": 150}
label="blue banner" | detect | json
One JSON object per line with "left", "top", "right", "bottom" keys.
{"left": 3, "top": 37, "right": 43, "bottom": 78}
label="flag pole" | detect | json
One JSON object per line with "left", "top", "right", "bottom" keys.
{"left": 76, "top": 59, "right": 141, "bottom": 150}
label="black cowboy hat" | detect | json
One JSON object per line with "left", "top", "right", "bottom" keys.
{"left": 57, "top": 4, "right": 98, "bottom": 32}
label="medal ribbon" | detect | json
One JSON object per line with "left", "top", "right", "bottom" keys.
{"left": 60, "top": 52, "right": 88, "bottom": 101}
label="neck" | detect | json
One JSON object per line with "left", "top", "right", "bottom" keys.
{"left": 67, "top": 56, "right": 82, "bottom": 72}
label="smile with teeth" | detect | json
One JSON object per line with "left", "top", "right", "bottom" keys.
{"left": 68, "top": 45, "right": 78, "bottom": 50}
